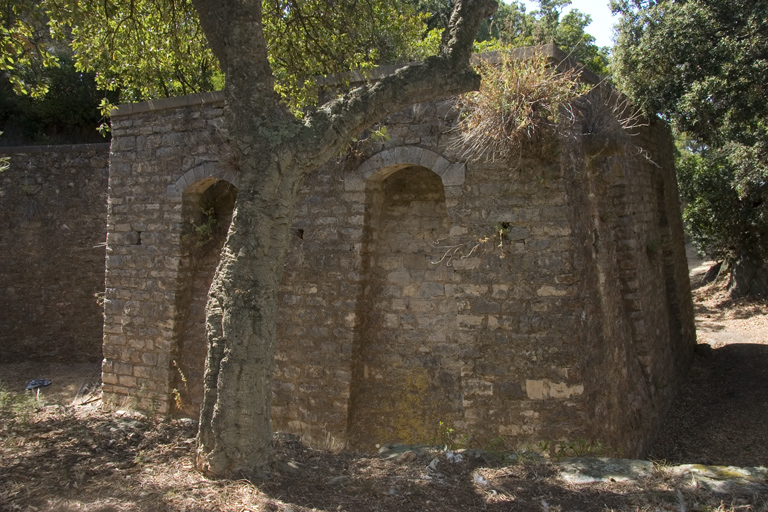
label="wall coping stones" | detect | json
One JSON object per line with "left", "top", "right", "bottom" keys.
{"left": 0, "top": 143, "right": 110, "bottom": 154}
{"left": 111, "top": 91, "right": 225, "bottom": 118}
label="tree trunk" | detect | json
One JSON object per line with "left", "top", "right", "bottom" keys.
{"left": 196, "top": 150, "right": 303, "bottom": 478}
{"left": 189, "top": 0, "right": 498, "bottom": 479}
{"left": 728, "top": 251, "right": 768, "bottom": 298}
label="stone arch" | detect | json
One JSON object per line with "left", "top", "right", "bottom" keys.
{"left": 168, "top": 162, "right": 239, "bottom": 196}
{"left": 344, "top": 147, "right": 465, "bottom": 191}
{"left": 171, "top": 175, "right": 237, "bottom": 417}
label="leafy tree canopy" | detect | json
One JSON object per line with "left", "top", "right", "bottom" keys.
{"left": 40, "top": 0, "right": 433, "bottom": 109}
{"left": 611, "top": 0, "right": 768, "bottom": 148}
{"left": 0, "top": 55, "right": 113, "bottom": 145}
{"left": 3, "top": 0, "right": 609, "bottom": 114}
{"left": 1, "top": 0, "right": 60, "bottom": 97}
{"left": 612, "top": 0, "right": 768, "bottom": 295}
{"left": 412, "top": 0, "right": 610, "bottom": 75}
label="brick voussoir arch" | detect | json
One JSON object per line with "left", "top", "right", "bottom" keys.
{"left": 351, "top": 146, "right": 466, "bottom": 187}
{"left": 167, "top": 162, "right": 239, "bottom": 196}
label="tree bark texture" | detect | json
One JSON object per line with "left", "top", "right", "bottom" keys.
{"left": 729, "top": 252, "right": 768, "bottom": 298}
{"left": 191, "top": 0, "right": 498, "bottom": 478}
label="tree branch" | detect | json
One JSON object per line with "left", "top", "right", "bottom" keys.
{"left": 296, "top": 0, "right": 498, "bottom": 168}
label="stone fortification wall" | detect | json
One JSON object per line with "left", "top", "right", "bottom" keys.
{"left": 102, "top": 51, "right": 695, "bottom": 455}
{"left": 0, "top": 144, "right": 109, "bottom": 362}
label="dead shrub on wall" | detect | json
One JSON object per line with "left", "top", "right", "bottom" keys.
{"left": 452, "top": 50, "right": 590, "bottom": 163}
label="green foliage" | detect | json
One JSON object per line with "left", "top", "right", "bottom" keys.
{"left": 414, "top": 0, "right": 610, "bottom": 76}
{"left": 1, "top": 0, "right": 438, "bottom": 137}
{"left": 613, "top": 0, "right": 768, "bottom": 281}
{"left": 3, "top": 0, "right": 434, "bottom": 113}
{"left": 0, "top": 0, "right": 60, "bottom": 97}
{"left": 454, "top": 50, "right": 590, "bottom": 162}
{"left": 0, "top": 56, "right": 113, "bottom": 144}
{"left": 192, "top": 206, "right": 217, "bottom": 248}
{"left": 264, "top": 0, "right": 432, "bottom": 112}
{"left": 611, "top": 0, "right": 768, "bottom": 149}
{"left": 677, "top": 143, "right": 767, "bottom": 264}
{"left": 433, "top": 420, "right": 468, "bottom": 450}
{"left": 521, "top": 1, "right": 609, "bottom": 76}
{"left": 45, "top": 0, "right": 220, "bottom": 103}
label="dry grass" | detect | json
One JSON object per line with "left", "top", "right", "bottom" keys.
{"left": 452, "top": 51, "right": 589, "bottom": 163}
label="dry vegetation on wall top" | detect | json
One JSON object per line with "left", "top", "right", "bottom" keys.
{"left": 453, "top": 50, "right": 647, "bottom": 164}
{"left": 453, "top": 51, "right": 589, "bottom": 162}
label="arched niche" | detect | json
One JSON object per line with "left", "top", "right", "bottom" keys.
{"left": 171, "top": 177, "right": 237, "bottom": 418}
{"left": 347, "top": 162, "right": 461, "bottom": 450}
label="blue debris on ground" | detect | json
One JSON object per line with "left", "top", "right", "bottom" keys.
{"left": 25, "top": 379, "right": 51, "bottom": 390}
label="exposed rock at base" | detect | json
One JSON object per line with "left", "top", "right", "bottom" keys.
{"left": 557, "top": 457, "right": 654, "bottom": 484}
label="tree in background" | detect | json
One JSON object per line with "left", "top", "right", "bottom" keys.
{"left": 0, "top": 0, "right": 117, "bottom": 144}
{"left": 45, "top": 0, "right": 436, "bottom": 108}
{"left": 2, "top": 0, "right": 438, "bottom": 143}
{"left": 411, "top": 0, "right": 610, "bottom": 75}
{"left": 612, "top": 0, "right": 768, "bottom": 297}
{"left": 0, "top": 56, "right": 113, "bottom": 145}
{"left": 3, "top": 0, "right": 609, "bottom": 145}
{"left": 0, "top": 0, "right": 58, "bottom": 97}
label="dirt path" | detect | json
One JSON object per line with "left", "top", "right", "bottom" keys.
{"left": 647, "top": 247, "right": 768, "bottom": 467}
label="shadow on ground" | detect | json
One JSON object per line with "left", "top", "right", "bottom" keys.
{"left": 648, "top": 343, "right": 768, "bottom": 467}
{"left": 0, "top": 410, "right": 693, "bottom": 512}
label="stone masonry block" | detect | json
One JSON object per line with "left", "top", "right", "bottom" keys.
{"left": 344, "top": 173, "right": 366, "bottom": 192}
{"left": 419, "top": 149, "right": 440, "bottom": 170}
{"left": 440, "top": 163, "right": 466, "bottom": 186}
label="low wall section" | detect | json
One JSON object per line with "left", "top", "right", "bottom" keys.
{"left": 0, "top": 144, "right": 109, "bottom": 363}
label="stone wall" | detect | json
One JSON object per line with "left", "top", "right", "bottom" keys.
{"left": 0, "top": 144, "right": 109, "bottom": 362}
{"left": 100, "top": 93, "right": 233, "bottom": 414}
{"left": 102, "top": 50, "right": 695, "bottom": 455}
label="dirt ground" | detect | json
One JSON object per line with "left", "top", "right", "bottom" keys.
{"left": 647, "top": 248, "right": 768, "bottom": 467}
{"left": 1, "top": 248, "right": 767, "bottom": 512}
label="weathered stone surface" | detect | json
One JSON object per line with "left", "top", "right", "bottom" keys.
{"left": 557, "top": 458, "right": 654, "bottom": 484}
{"left": 558, "top": 459, "right": 768, "bottom": 496}
{"left": 0, "top": 144, "right": 109, "bottom": 362}
{"left": 669, "top": 465, "right": 768, "bottom": 494}
{"left": 94, "top": 58, "right": 696, "bottom": 458}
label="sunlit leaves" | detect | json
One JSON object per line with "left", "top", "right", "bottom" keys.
{"left": 46, "top": 0, "right": 219, "bottom": 102}
{"left": 37, "top": 0, "right": 433, "bottom": 109}
{"left": 263, "top": 0, "right": 432, "bottom": 112}
{"left": 614, "top": 0, "right": 768, "bottom": 266}
{"left": 0, "top": 0, "right": 60, "bottom": 97}
{"left": 415, "top": 1, "right": 609, "bottom": 76}
{"left": 612, "top": 0, "right": 768, "bottom": 148}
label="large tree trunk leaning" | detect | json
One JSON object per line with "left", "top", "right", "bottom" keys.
{"left": 190, "top": 0, "right": 498, "bottom": 478}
